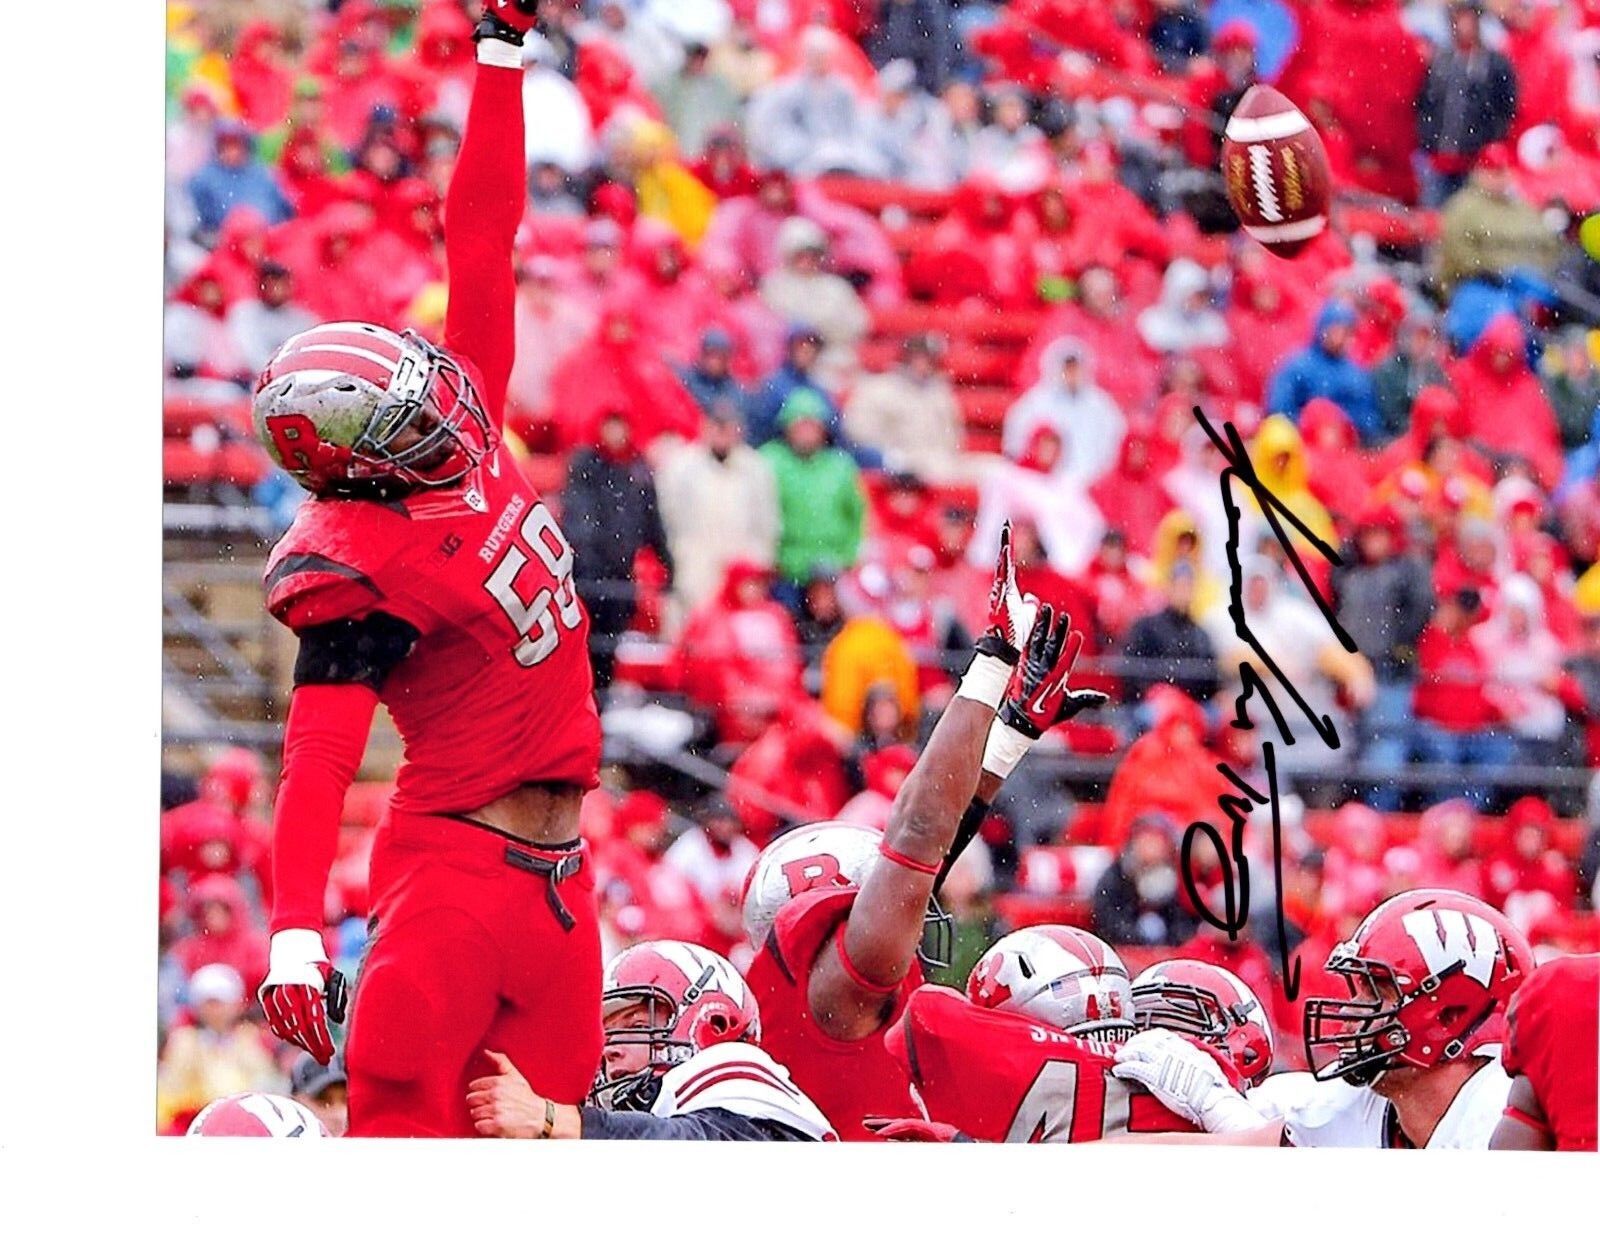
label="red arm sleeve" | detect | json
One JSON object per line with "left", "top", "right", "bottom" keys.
{"left": 443, "top": 56, "right": 526, "bottom": 431}
{"left": 268, "top": 683, "right": 379, "bottom": 932}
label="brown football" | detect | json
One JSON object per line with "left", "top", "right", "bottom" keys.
{"left": 1221, "top": 85, "right": 1332, "bottom": 259}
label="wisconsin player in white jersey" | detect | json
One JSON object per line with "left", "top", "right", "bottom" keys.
{"left": 1115, "top": 890, "right": 1535, "bottom": 1148}
{"left": 466, "top": 941, "right": 835, "bottom": 1141}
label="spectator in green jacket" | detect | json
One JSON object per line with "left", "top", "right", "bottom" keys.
{"left": 760, "top": 388, "right": 867, "bottom": 587}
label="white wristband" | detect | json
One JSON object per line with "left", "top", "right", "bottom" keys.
{"left": 476, "top": 38, "right": 524, "bottom": 69}
{"left": 982, "top": 719, "right": 1035, "bottom": 780}
{"left": 954, "top": 652, "right": 1013, "bottom": 711}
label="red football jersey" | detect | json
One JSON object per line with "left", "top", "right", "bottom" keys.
{"left": 886, "top": 985, "right": 1202, "bottom": 1142}
{"left": 264, "top": 448, "right": 602, "bottom": 815}
{"left": 1502, "top": 953, "right": 1599, "bottom": 1152}
{"left": 744, "top": 887, "right": 923, "bottom": 1141}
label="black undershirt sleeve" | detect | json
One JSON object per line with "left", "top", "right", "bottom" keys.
{"left": 292, "top": 611, "right": 420, "bottom": 690}
{"left": 579, "top": 1107, "right": 814, "bottom": 1142}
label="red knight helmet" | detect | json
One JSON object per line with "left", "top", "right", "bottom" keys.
{"left": 252, "top": 321, "right": 494, "bottom": 494}
{"left": 1133, "top": 959, "right": 1276, "bottom": 1087}
{"left": 967, "top": 925, "right": 1135, "bottom": 1040}
{"left": 739, "top": 820, "right": 953, "bottom": 966}
{"left": 1303, "top": 888, "right": 1535, "bottom": 1084}
{"left": 589, "top": 940, "right": 761, "bottom": 1112}
{"left": 186, "top": 1093, "right": 330, "bottom": 1137}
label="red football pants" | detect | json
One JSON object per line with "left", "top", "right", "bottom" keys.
{"left": 344, "top": 811, "right": 603, "bottom": 1137}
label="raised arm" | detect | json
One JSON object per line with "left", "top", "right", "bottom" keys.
{"left": 442, "top": 3, "right": 537, "bottom": 428}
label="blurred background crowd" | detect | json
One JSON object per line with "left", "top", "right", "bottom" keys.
{"left": 160, "top": 0, "right": 1600, "bottom": 1131}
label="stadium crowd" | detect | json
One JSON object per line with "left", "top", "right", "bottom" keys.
{"left": 161, "top": 0, "right": 1600, "bottom": 1131}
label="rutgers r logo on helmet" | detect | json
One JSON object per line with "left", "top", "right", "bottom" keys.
{"left": 252, "top": 322, "right": 497, "bottom": 497}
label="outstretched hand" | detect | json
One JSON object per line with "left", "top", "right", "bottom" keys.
{"left": 977, "top": 522, "right": 1040, "bottom": 664}
{"left": 1000, "top": 604, "right": 1110, "bottom": 738}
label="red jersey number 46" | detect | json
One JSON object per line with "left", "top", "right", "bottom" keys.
{"left": 484, "top": 501, "right": 582, "bottom": 667}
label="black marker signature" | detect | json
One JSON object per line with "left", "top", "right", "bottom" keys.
{"left": 1177, "top": 407, "right": 1356, "bottom": 1001}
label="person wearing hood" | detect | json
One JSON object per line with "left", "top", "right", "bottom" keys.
{"left": 1092, "top": 812, "right": 1200, "bottom": 949}
{"left": 226, "top": 261, "right": 318, "bottom": 377}
{"left": 1099, "top": 687, "right": 1234, "bottom": 848}
{"left": 546, "top": 302, "right": 704, "bottom": 451}
{"left": 1298, "top": 398, "right": 1373, "bottom": 524}
{"left": 1001, "top": 336, "right": 1126, "bottom": 486}
{"left": 165, "top": 259, "right": 252, "bottom": 386}
{"left": 185, "top": 120, "right": 293, "bottom": 240}
{"left": 157, "top": 963, "right": 280, "bottom": 1135}
{"left": 859, "top": 58, "right": 962, "bottom": 190}
{"left": 914, "top": 175, "right": 1033, "bottom": 308}
{"left": 760, "top": 389, "right": 867, "bottom": 587}
{"left": 1449, "top": 313, "right": 1564, "bottom": 489}
{"left": 504, "top": 255, "right": 597, "bottom": 439}
{"left": 1090, "top": 429, "right": 1176, "bottom": 560}
{"left": 1207, "top": 0, "right": 1300, "bottom": 80}
{"left": 655, "top": 402, "right": 780, "bottom": 620}
{"left": 1436, "top": 144, "right": 1560, "bottom": 294}
{"left": 968, "top": 427, "right": 1107, "bottom": 578}
{"left": 561, "top": 410, "right": 674, "bottom": 690}
{"left": 1472, "top": 572, "right": 1570, "bottom": 766}
{"left": 1225, "top": 250, "right": 1317, "bottom": 407}
{"left": 1020, "top": 265, "right": 1158, "bottom": 417}
{"left": 1247, "top": 414, "right": 1339, "bottom": 551}
{"left": 1420, "top": 589, "right": 1516, "bottom": 810}
{"left": 1371, "top": 314, "right": 1450, "bottom": 444}
{"left": 1333, "top": 503, "right": 1435, "bottom": 809}
{"left": 843, "top": 332, "right": 970, "bottom": 484}
{"left": 1265, "top": 300, "right": 1380, "bottom": 443}
{"left": 675, "top": 561, "right": 804, "bottom": 745}
{"left": 758, "top": 217, "right": 870, "bottom": 391}
{"left": 677, "top": 327, "right": 747, "bottom": 416}
{"left": 743, "top": 325, "right": 873, "bottom": 465}
{"left": 1205, "top": 554, "right": 1376, "bottom": 789}
{"left": 624, "top": 220, "right": 723, "bottom": 366}
{"left": 170, "top": 873, "right": 270, "bottom": 997}
{"left": 1141, "top": 507, "right": 1226, "bottom": 621}
{"left": 1136, "top": 258, "right": 1230, "bottom": 356}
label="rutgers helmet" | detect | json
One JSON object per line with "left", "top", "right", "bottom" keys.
{"left": 740, "top": 820, "right": 953, "bottom": 967}
{"left": 253, "top": 322, "right": 494, "bottom": 494}
{"left": 589, "top": 940, "right": 761, "bottom": 1112}
{"left": 967, "top": 925, "right": 1135, "bottom": 1040}
{"left": 186, "top": 1093, "right": 330, "bottom": 1137}
{"left": 1133, "top": 959, "right": 1276, "bottom": 1087}
{"left": 1304, "top": 888, "right": 1535, "bottom": 1085}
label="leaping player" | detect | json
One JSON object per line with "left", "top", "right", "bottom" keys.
{"left": 252, "top": 2, "right": 606, "bottom": 1137}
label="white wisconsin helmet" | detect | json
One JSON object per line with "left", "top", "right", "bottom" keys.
{"left": 186, "top": 1093, "right": 330, "bottom": 1137}
{"left": 740, "top": 820, "right": 953, "bottom": 966}
{"left": 967, "top": 925, "right": 1135, "bottom": 1038}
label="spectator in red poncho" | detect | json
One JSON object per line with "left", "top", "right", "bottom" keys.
{"left": 1349, "top": 276, "right": 1409, "bottom": 368}
{"left": 165, "top": 259, "right": 252, "bottom": 385}
{"left": 228, "top": 20, "right": 295, "bottom": 132}
{"left": 1098, "top": 686, "right": 1233, "bottom": 853}
{"left": 1487, "top": 796, "right": 1580, "bottom": 911}
{"left": 206, "top": 207, "right": 274, "bottom": 305}
{"left": 275, "top": 201, "right": 396, "bottom": 323}
{"left": 911, "top": 175, "right": 1033, "bottom": 308}
{"left": 593, "top": 792, "right": 709, "bottom": 945}
{"left": 1011, "top": 0, "right": 1157, "bottom": 75}
{"left": 662, "top": 796, "right": 759, "bottom": 961}
{"left": 575, "top": 39, "right": 662, "bottom": 131}
{"left": 838, "top": 743, "right": 919, "bottom": 833}
{"left": 160, "top": 749, "right": 272, "bottom": 894}
{"left": 1060, "top": 143, "right": 1172, "bottom": 270}
{"left": 1320, "top": 803, "right": 1392, "bottom": 925}
{"left": 170, "top": 874, "right": 270, "bottom": 996}
{"left": 1091, "top": 429, "right": 1176, "bottom": 559}
{"left": 1448, "top": 313, "right": 1564, "bottom": 489}
{"left": 1082, "top": 529, "right": 1159, "bottom": 646}
{"left": 1368, "top": 384, "right": 1492, "bottom": 491}
{"left": 1299, "top": 397, "right": 1372, "bottom": 525}
{"left": 689, "top": 125, "right": 762, "bottom": 199}
{"left": 277, "top": 125, "right": 349, "bottom": 220}
{"left": 1275, "top": 0, "right": 1426, "bottom": 204}
{"left": 402, "top": 0, "right": 476, "bottom": 126}
{"left": 1501, "top": 0, "right": 1574, "bottom": 140}
{"left": 505, "top": 255, "right": 596, "bottom": 438}
{"left": 1409, "top": 798, "right": 1489, "bottom": 899}
{"left": 627, "top": 220, "right": 724, "bottom": 366}
{"left": 1224, "top": 251, "right": 1317, "bottom": 406}
{"left": 676, "top": 561, "right": 804, "bottom": 745}
{"left": 1413, "top": 585, "right": 1517, "bottom": 808}
{"left": 1020, "top": 265, "right": 1158, "bottom": 417}
{"left": 726, "top": 696, "right": 852, "bottom": 849}
{"left": 362, "top": 177, "right": 445, "bottom": 298}
{"left": 312, "top": 35, "right": 412, "bottom": 150}
{"left": 546, "top": 304, "right": 704, "bottom": 450}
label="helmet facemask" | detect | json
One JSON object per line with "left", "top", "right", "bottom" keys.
{"left": 346, "top": 333, "right": 492, "bottom": 492}
{"left": 587, "top": 963, "right": 743, "bottom": 1113}
{"left": 1134, "top": 980, "right": 1272, "bottom": 1083}
{"left": 1303, "top": 955, "right": 1417, "bottom": 1085}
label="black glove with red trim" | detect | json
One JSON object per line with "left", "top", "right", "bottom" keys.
{"left": 999, "top": 604, "right": 1109, "bottom": 739}
{"left": 476, "top": 0, "right": 537, "bottom": 42}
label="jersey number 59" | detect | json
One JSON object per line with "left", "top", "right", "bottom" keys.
{"left": 483, "top": 501, "right": 582, "bottom": 667}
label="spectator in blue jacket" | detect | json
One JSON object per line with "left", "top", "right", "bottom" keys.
{"left": 187, "top": 120, "right": 293, "bottom": 240}
{"left": 1265, "top": 301, "right": 1380, "bottom": 444}
{"left": 744, "top": 325, "right": 883, "bottom": 469}
{"left": 678, "top": 328, "right": 747, "bottom": 415}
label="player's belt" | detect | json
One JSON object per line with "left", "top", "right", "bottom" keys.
{"left": 502, "top": 845, "right": 585, "bottom": 932}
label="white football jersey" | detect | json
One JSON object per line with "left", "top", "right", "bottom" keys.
{"left": 1248, "top": 1047, "right": 1511, "bottom": 1148}
{"left": 650, "top": 1041, "right": 838, "bottom": 1141}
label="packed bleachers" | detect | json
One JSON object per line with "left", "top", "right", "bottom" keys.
{"left": 158, "top": 0, "right": 1600, "bottom": 1129}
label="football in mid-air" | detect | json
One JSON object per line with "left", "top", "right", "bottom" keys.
{"left": 1221, "top": 85, "right": 1332, "bottom": 259}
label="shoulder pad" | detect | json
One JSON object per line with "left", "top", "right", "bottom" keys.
{"left": 264, "top": 498, "right": 412, "bottom": 629}
{"left": 651, "top": 1042, "right": 836, "bottom": 1141}
{"left": 769, "top": 886, "right": 859, "bottom": 979}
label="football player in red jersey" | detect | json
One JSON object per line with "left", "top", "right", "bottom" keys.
{"left": 252, "top": 2, "right": 607, "bottom": 1137}
{"left": 1120, "top": 889, "right": 1538, "bottom": 1149}
{"left": 467, "top": 941, "right": 836, "bottom": 1141}
{"left": 741, "top": 530, "right": 1109, "bottom": 1140}
{"left": 876, "top": 925, "right": 1213, "bottom": 1142}
{"left": 1491, "top": 952, "right": 1598, "bottom": 1151}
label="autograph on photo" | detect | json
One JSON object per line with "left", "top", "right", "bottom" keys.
{"left": 1178, "top": 406, "right": 1358, "bottom": 1000}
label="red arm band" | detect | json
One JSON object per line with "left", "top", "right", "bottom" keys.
{"left": 443, "top": 57, "right": 526, "bottom": 430}
{"left": 834, "top": 931, "right": 900, "bottom": 995}
{"left": 268, "top": 683, "right": 378, "bottom": 932}
{"left": 1500, "top": 1104, "right": 1550, "bottom": 1135}
{"left": 879, "top": 839, "right": 941, "bottom": 876}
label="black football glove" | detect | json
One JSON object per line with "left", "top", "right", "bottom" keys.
{"left": 998, "top": 604, "right": 1109, "bottom": 739}
{"left": 476, "top": 0, "right": 537, "bottom": 43}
